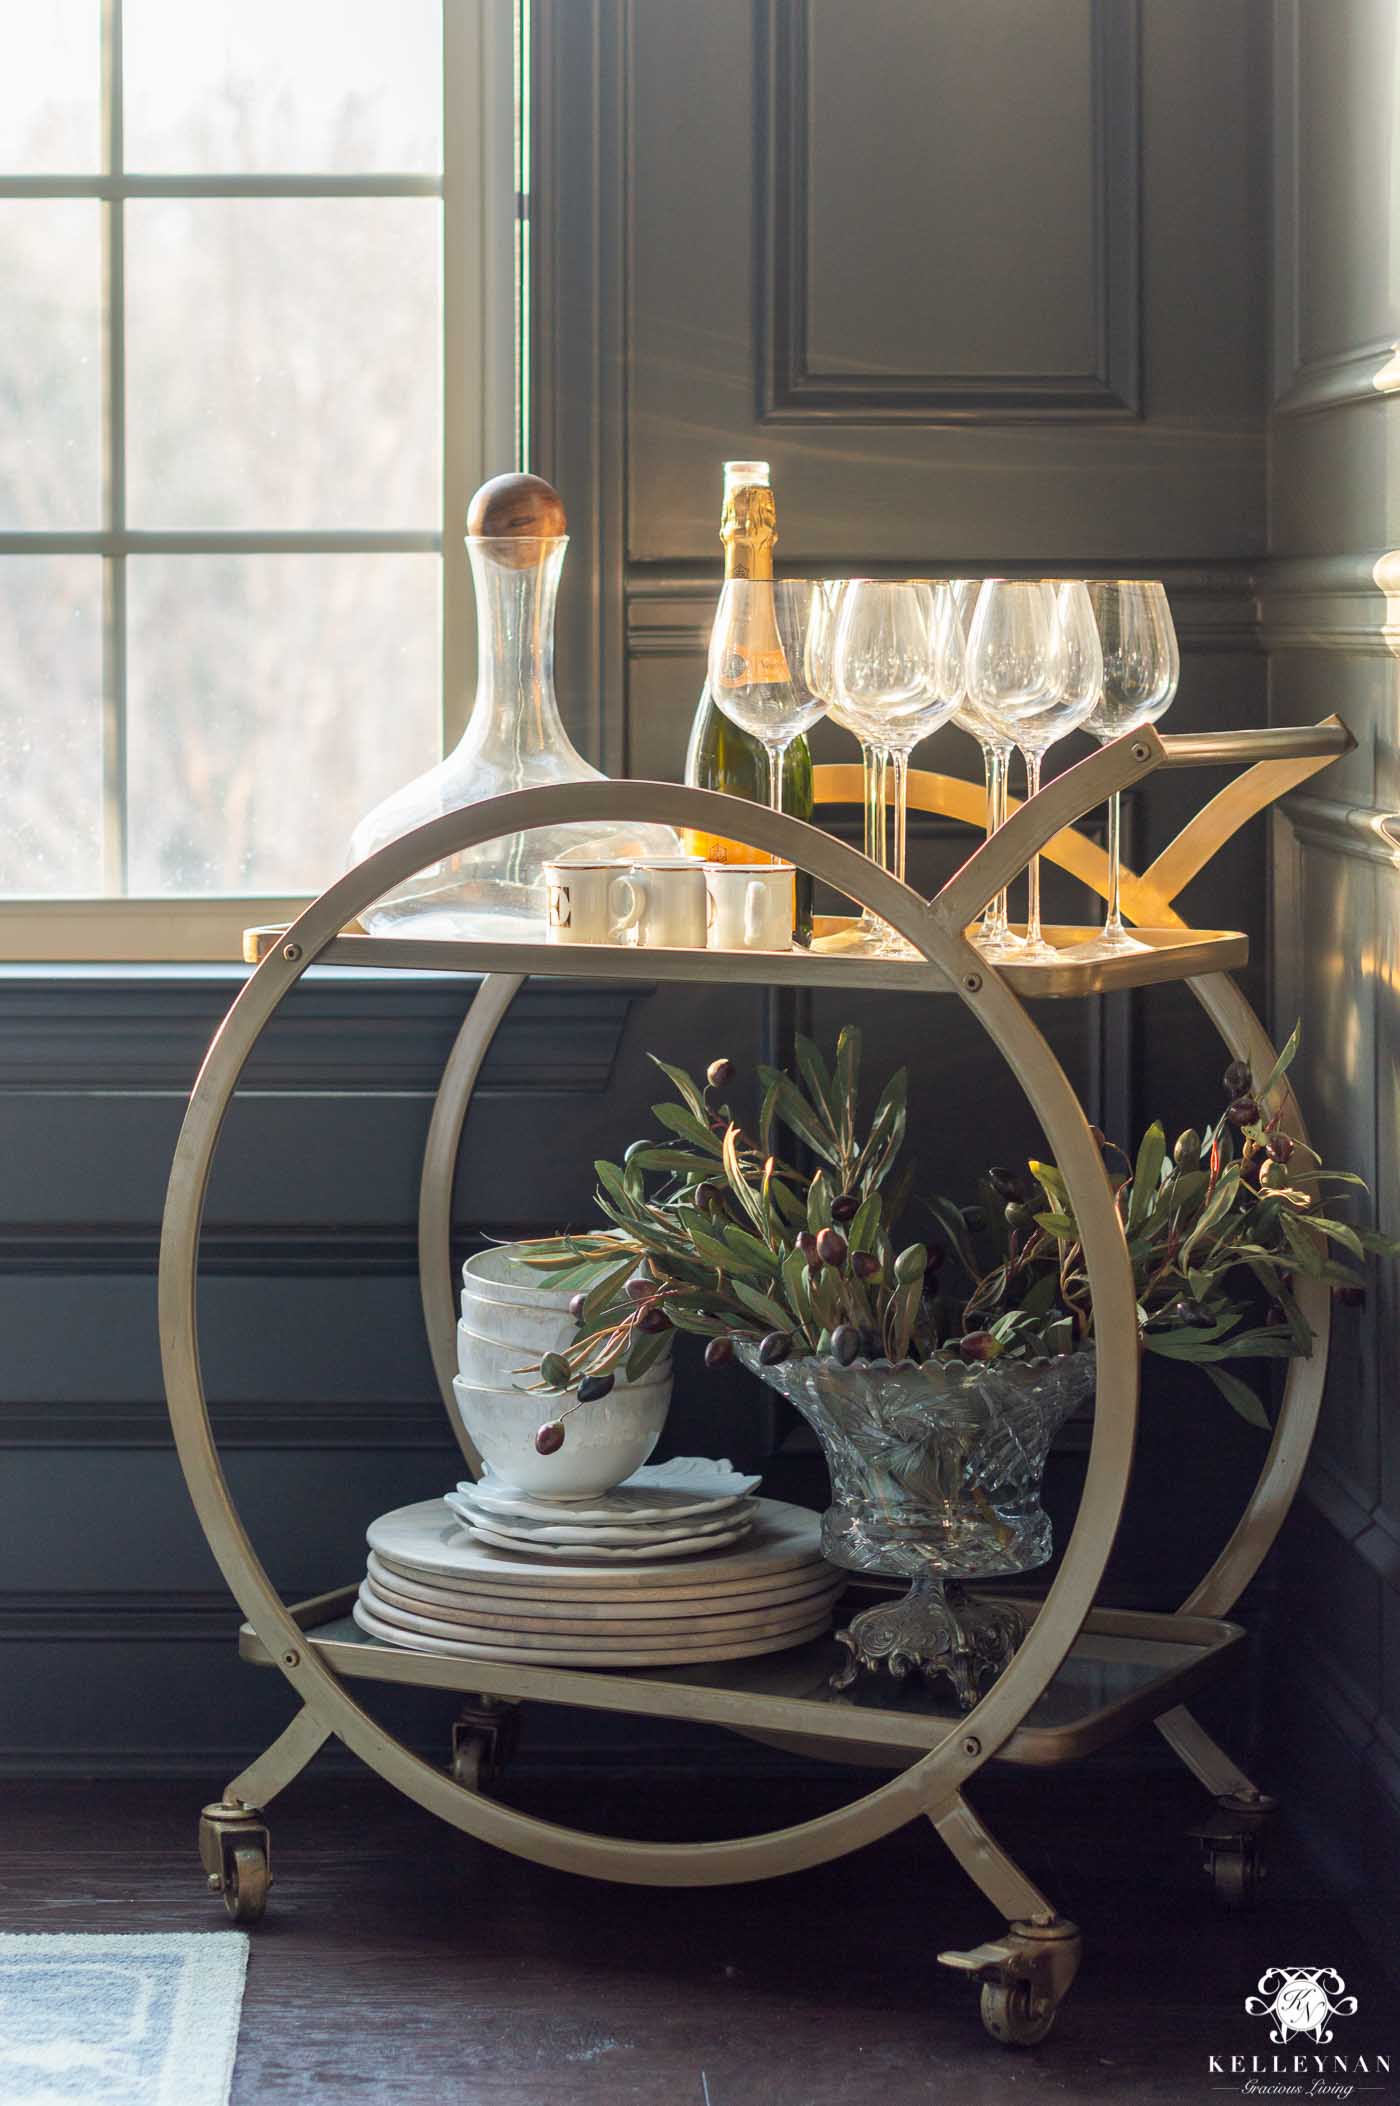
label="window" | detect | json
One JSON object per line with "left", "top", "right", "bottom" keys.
{"left": 0, "top": 0, "right": 516, "bottom": 959}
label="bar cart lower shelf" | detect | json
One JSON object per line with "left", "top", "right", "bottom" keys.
{"left": 163, "top": 738, "right": 1348, "bottom": 2050}
{"left": 239, "top": 1590, "right": 1246, "bottom": 1775}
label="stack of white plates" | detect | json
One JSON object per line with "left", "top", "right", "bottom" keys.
{"left": 353, "top": 1489, "right": 843, "bottom": 1668}
{"left": 444, "top": 1457, "right": 761, "bottom": 1561}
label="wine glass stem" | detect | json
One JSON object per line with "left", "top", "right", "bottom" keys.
{"left": 767, "top": 741, "right": 789, "bottom": 815}
{"left": 981, "top": 742, "right": 1010, "bottom": 942}
{"left": 1023, "top": 749, "right": 1044, "bottom": 947}
{"left": 1104, "top": 788, "right": 1125, "bottom": 939}
{"left": 889, "top": 750, "right": 909, "bottom": 885}
{"left": 863, "top": 743, "right": 888, "bottom": 869}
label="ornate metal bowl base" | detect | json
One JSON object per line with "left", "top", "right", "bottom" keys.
{"left": 832, "top": 1575, "right": 1027, "bottom": 1711}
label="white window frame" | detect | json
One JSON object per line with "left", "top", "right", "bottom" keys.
{"left": 0, "top": 0, "right": 517, "bottom": 961}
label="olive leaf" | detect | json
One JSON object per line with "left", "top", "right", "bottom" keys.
{"left": 646, "top": 1054, "right": 707, "bottom": 1122}
{"left": 1201, "top": 1365, "right": 1271, "bottom": 1429}
{"left": 651, "top": 1102, "right": 724, "bottom": 1156}
{"left": 731, "top": 1280, "right": 793, "bottom": 1331}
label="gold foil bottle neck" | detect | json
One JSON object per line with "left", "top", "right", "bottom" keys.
{"left": 720, "top": 468, "right": 777, "bottom": 581}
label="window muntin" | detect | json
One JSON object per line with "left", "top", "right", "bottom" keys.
{"left": 0, "top": 0, "right": 511, "bottom": 952}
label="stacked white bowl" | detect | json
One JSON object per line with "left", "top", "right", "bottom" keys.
{"left": 454, "top": 1245, "right": 673, "bottom": 1496}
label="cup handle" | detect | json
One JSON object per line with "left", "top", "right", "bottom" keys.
{"left": 609, "top": 874, "right": 643, "bottom": 942}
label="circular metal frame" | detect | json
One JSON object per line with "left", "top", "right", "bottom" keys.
{"left": 158, "top": 780, "right": 1155, "bottom": 1885}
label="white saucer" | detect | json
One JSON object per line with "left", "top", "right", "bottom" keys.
{"left": 445, "top": 1489, "right": 759, "bottom": 1547}
{"left": 456, "top": 1512, "right": 755, "bottom": 1562}
{"left": 470, "top": 1457, "right": 761, "bottom": 1524}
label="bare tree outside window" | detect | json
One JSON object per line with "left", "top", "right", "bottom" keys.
{"left": 0, "top": 0, "right": 512, "bottom": 945}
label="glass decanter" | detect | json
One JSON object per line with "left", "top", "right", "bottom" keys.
{"left": 350, "top": 474, "right": 678, "bottom": 939}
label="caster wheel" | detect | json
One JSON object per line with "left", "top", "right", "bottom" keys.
{"left": 1211, "top": 1842, "right": 1263, "bottom": 1910}
{"left": 199, "top": 1805, "right": 271, "bottom": 1925}
{"left": 451, "top": 1736, "right": 486, "bottom": 1791}
{"left": 980, "top": 1977, "right": 1058, "bottom": 2047}
{"left": 1194, "top": 1792, "right": 1274, "bottom": 1911}
{"left": 450, "top": 1699, "right": 517, "bottom": 1792}
{"left": 223, "top": 1839, "right": 269, "bottom": 1925}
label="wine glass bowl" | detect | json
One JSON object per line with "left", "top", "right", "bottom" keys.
{"left": 1081, "top": 580, "right": 1180, "bottom": 956}
{"left": 965, "top": 580, "right": 1102, "bottom": 965}
{"left": 706, "top": 579, "right": 829, "bottom": 811}
{"left": 805, "top": 579, "right": 897, "bottom": 957}
{"left": 831, "top": 580, "right": 966, "bottom": 957}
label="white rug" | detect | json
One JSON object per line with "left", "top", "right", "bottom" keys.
{"left": 0, "top": 1933, "right": 248, "bottom": 2106}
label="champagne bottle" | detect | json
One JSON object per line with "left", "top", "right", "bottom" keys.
{"left": 683, "top": 460, "right": 814, "bottom": 940}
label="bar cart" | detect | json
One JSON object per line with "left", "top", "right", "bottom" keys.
{"left": 159, "top": 718, "right": 1350, "bottom": 2047}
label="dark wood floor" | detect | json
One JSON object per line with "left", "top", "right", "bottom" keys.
{"left": 3, "top": 1756, "right": 1397, "bottom": 2105}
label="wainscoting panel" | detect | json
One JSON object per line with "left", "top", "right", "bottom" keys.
{"left": 0, "top": 961, "right": 775, "bottom": 1772}
{"left": 760, "top": 0, "right": 1140, "bottom": 420}
{"left": 624, "top": 0, "right": 1266, "bottom": 566}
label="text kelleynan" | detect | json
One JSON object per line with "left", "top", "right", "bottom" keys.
{"left": 1208, "top": 2051, "right": 1391, "bottom": 2074}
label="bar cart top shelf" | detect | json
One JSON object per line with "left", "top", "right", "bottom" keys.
{"left": 241, "top": 917, "right": 1249, "bottom": 998}
{"left": 241, "top": 718, "right": 1355, "bottom": 997}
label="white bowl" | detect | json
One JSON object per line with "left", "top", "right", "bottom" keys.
{"left": 462, "top": 1245, "right": 596, "bottom": 1310}
{"left": 451, "top": 1370, "right": 672, "bottom": 1497}
{"left": 459, "top": 1291, "right": 578, "bottom": 1356}
{"left": 461, "top": 1241, "right": 645, "bottom": 1355}
{"left": 457, "top": 1316, "right": 671, "bottom": 1394}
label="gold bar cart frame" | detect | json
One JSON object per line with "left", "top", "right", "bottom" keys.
{"left": 161, "top": 719, "right": 1350, "bottom": 2046}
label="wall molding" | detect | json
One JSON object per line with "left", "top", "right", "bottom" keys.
{"left": 0, "top": 969, "right": 645, "bottom": 1093}
{"left": 757, "top": 0, "right": 1142, "bottom": 424}
{"left": 1262, "top": 553, "right": 1400, "bottom": 657}
{"left": 627, "top": 562, "right": 1261, "bottom": 656}
{"left": 1276, "top": 1632, "right": 1400, "bottom": 1834}
{"left": 0, "top": 1226, "right": 438, "bottom": 1278}
{"left": 0, "top": 1590, "right": 249, "bottom": 1642}
{"left": 1279, "top": 793, "right": 1400, "bottom": 875}
{"left": 1301, "top": 1460, "right": 1400, "bottom": 1600}
{"left": 0, "top": 1396, "right": 458, "bottom": 1451}
{"left": 1274, "top": 337, "right": 1400, "bottom": 420}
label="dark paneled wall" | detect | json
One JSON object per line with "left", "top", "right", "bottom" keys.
{"left": 2, "top": 0, "right": 1274, "bottom": 1775}
{"left": 1264, "top": 0, "right": 1400, "bottom": 1896}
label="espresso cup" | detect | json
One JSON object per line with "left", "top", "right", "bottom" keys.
{"left": 611, "top": 857, "right": 709, "bottom": 949}
{"left": 705, "top": 861, "right": 796, "bottom": 952}
{"left": 543, "top": 860, "right": 634, "bottom": 945}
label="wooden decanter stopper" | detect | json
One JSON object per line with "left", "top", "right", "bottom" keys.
{"left": 466, "top": 473, "right": 568, "bottom": 550}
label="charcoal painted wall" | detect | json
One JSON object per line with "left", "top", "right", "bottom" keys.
{"left": 1263, "top": 0, "right": 1400, "bottom": 1900}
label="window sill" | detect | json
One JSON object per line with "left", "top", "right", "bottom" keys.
{"left": 0, "top": 898, "right": 314, "bottom": 965}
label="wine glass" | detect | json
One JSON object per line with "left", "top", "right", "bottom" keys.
{"left": 706, "top": 579, "right": 829, "bottom": 812}
{"left": 949, "top": 579, "right": 1020, "bottom": 953}
{"left": 1081, "top": 581, "right": 1179, "bottom": 955}
{"left": 804, "top": 579, "right": 892, "bottom": 955}
{"left": 831, "top": 580, "right": 965, "bottom": 957}
{"left": 965, "top": 580, "right": 1102, "bottom": 964}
